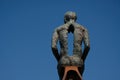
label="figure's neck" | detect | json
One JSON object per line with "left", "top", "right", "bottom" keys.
{"left": 68, "top": 24, "right": 74, "bottom": 33}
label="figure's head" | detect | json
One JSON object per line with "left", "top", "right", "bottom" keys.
{"left": 64, "top": 11, "right": 77, "bottom": 23}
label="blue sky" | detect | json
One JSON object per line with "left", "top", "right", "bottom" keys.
{"left": 0, "top": 0, "right": 120, "bottom": 80}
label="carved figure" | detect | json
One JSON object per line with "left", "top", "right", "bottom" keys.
{"left": 51, "top": 11, "right": 90, "bottom": 80}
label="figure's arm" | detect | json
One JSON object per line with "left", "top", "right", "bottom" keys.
{"left": 82, "top": 29, "right": 90, "bottom": 62}
{"left": 51, "top": 29, "right": 60, "bottom": 62}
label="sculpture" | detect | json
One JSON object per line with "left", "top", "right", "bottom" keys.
{"left": 51, "top": 11, "right": 90, "bottom": 80}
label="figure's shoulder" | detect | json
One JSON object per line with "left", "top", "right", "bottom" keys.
{"left": 74, "top": 23, "right": 87, "bottom": 30}
{"left": 55, "top": 24, "right": 68, "bottom": 31}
